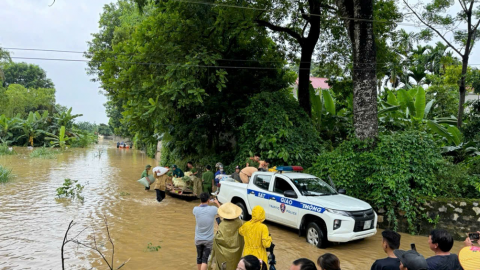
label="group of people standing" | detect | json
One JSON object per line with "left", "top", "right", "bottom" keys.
{"left": 193, "top": 193, "right": 272, "bottom": 270}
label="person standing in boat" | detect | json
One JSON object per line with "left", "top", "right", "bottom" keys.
{"left": 141, "top": 165, "right": 152, "bottom": 191}
{"left": 187, "top": 161, "right": 198, "bottom": 176}
{"left": 202, "top": 165, "right": 214, "bottom": 195}
{"left": 171, "top": 164, "right": 184, "bottom": 178}
{"left": 188, "top": 161, "right": 202, "bottom": 196}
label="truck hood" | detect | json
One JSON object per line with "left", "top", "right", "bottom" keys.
{"left": 305, "top": 194, "right": 372, "bottom": 211}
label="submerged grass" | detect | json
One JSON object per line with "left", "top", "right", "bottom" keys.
{"left": 0, "top": 165, "right": 13, "bottom": 183}
{"left": 0, "top": 143, "right": 16, "bottom": 156}
{"left": 30, "top": 147, "right": 59, "bottom": 159}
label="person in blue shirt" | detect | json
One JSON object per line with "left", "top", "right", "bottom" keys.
{"left": 171, "top": 164, "right": 184, "bottom": 178}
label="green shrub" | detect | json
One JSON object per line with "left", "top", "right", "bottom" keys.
{"left": 0, "top": 165, "right": 13, "bottom": 183}
{"left": 235, "top": 89, "right": 323, "bottom": 168}
{"left": 308, "top": 130, "right": 453, "bottom": 233}
{"left": 0, "top": 142, "right": 15, "bottom": 155}
{"left": 30, "top": 147, "right": 59, "bottom": 159}
{"left": 56, "top": 178, "right": 84, "bottom": 201}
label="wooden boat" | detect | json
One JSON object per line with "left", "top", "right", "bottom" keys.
{"left": 166, "top": 184, "right": 198, "bottom": 201}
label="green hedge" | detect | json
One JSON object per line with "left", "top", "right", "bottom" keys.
{"left": 233, "top": 89, "right": 324, "bottom": 169}
{"left": 307, "top": 130, "right": 479, "bottom": 233}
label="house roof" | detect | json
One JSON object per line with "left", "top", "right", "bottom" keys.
{"left": 295, "top": 77, "right": 330, "bottom": 89}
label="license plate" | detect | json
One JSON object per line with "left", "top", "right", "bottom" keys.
{"left": 363, "top": 220, "right": 372, "bottom": 230}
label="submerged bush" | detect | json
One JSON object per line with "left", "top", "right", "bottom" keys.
{"left": 0, "top": 165, "right": 13, "bottom": 183}
{"left": 56, "top": 178, "right": 84, "bottom": 201}
{"left": 307, "top": 130, "right": 471, "bottom": 233}
{"left": 30, "top": 147, "right": 59, "bottom": 159}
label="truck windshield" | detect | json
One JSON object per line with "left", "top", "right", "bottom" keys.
{"left": 291, "top": 178, "right": 337, "bottom": 196}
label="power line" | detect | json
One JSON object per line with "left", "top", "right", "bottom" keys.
{"left": 166, "top": 0, "right": 469, "bottom": 31}
{"left": 10, "top": 56, "right": 480, "bottom": 71}
{"left": 5, "top": 47, "right": 472, "bottom": 66}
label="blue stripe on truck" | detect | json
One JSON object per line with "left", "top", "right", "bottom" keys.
{"left": 246, "top": 189, "right": 326, "bottom": 214}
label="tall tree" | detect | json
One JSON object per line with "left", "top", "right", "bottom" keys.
{"left": 336, "top": 0, "right": 378, "bottom": 139}
{"left": 252, "top": 0, "right": 334, "bottom": 116}
{"left": 3, "top": 62, "right": 55, "bottom": 89}
{"left": 403, "top": 0, "right": 480, "bottom": 127}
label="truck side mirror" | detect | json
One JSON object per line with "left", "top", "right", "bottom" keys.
{"left": 284, "top": 190, "right": 297, "bottom": 198}
{"left": 338, "top": 188, "right": 346, "bottom": 194}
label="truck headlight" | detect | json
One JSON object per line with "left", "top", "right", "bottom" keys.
{"left": 326, "top": 209, "right": 352, "bottom": 217}
{"left": 333, "top": 219, "right": 342, "bottom": 230}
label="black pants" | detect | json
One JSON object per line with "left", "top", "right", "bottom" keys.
{"left": 155, "top": 189, "right": 165, "bottom": 202}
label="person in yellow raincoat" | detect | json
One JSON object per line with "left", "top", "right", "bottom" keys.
{"left": 239, "top": 205, "right": 272, "bottom": 267}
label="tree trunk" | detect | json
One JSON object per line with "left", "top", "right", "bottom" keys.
{"left": 352, "top": 1, "right": 378, "bottom": 140}
{"left": 457, "top": 56, "right": 469, "bottom": 128}
{"left": 298, "top": 45, "right": 315, "bottom": 117}
{"left": 338, "top": 0, "right": 378, "bottom": 139}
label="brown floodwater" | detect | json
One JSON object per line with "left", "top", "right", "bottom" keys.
{"left": 0, "top": 141, "right": 467, "bottom": 269}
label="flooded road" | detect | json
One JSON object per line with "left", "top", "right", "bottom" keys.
{"left": 0, "top": 142, "right": 467, "bottom": 269}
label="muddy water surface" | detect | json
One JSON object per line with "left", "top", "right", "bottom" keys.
{"left": 0, "top": 142, "right": 467, "bottom": 269}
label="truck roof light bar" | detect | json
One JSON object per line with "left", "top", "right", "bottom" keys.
{"left": 275, "top": 166, "right": 304, "bottom": 173}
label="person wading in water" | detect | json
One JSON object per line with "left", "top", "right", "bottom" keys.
{"left": 141, "top": 165, "right": 152, "bottom": 191}
{"left": 153, "top": 167, "right": 169, "bottom": 202}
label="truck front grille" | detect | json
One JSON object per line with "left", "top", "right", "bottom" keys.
{"left": 349, "top": 208, "right": 375, "bottom": 232}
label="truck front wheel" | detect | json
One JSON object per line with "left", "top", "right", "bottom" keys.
{"left": 306, "top": 222, "right": 328, "bottom": 248}
{"left": 236, "top": 202, "right": 250, "bottom": 221}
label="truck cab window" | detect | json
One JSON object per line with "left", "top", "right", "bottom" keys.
{"left": 274, "top": 177, "right": 295, "bottom": 195}
{"left": 253, "top": 175, "right": 271, "bottom": 190}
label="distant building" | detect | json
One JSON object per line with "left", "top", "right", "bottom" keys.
{"left": 293, "top": 77, "right": 330, "bottom": 98}
{"left": 466, "top": 92, "right": 479, "bottom": 103}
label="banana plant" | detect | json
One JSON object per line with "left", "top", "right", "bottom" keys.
{"left": 17, "top": 111, "right": 49, "bottom": 146}
{"left": 45, "top": 126, "right": 71, "bottom": 150}
{"left": 309, "top": 85, "right": 350, "bottom": 143}
{"left": 0, "top": 114, "right": 21, "bottom": 143}
{"left": 53, "top": 107, "right": 83, "bottom": 130}
{"left": 379, "top": 87, "right": 462, "bottom": 145}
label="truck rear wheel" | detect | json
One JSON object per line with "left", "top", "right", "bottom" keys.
{"left": 236, "top": 202, "right": 250, "bottom": 221}
{"left": 306, "top": 222, "right": 328, "bottom": 248}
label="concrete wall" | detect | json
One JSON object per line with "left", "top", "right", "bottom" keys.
{"left": 377, "top": 198, "right": 480, "bottom": 240}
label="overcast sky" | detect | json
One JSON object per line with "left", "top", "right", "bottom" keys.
{"left": 0, "top": 0, "right": 478, "bottom": 124}
{"left": 0, "top": 0, "right": 112, "bottom": 124}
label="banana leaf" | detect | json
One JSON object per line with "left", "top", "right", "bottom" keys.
{"left": 424, "top": 99, "right": 435, "bottom": 119}
{"left": 434, "top": 117, "right": 458, "bottom": 125}
{"left": 398, "top": 89, "right": 416, "bottom": 117}
{"left": 322, "top": 89, "right": 336, "bottom": 115}
{"left": 447, "top": 126, "right": 462, "bottom": 146}
{"left": 414, "top": 87, "right": 426, "bottom": 121}
{"left": 427, "top": 120, "right": 454, "bottom": 144}
{"left": 379, "top": 105, "right": 401, "bottom": 115}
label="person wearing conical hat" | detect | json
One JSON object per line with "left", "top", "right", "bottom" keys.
{"left": 239, "top": 205, "right": 272, "bottom": 268}
{"left": 208, "top": 203, "right": 244, "bottom": 270}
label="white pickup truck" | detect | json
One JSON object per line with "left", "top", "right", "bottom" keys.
{"left": 217, "top": 167, "right": 377, "bottom": 248}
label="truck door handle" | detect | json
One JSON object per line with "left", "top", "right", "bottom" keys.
{"left": 270, "top": 197, "right": 276, "bottom": 200}
{"left": 250, "top": 191, "right": 255, "bottom": 194}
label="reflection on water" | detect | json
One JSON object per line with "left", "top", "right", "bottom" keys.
{"left": 0, "top": 142, "right": 467, "bottom": 269}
